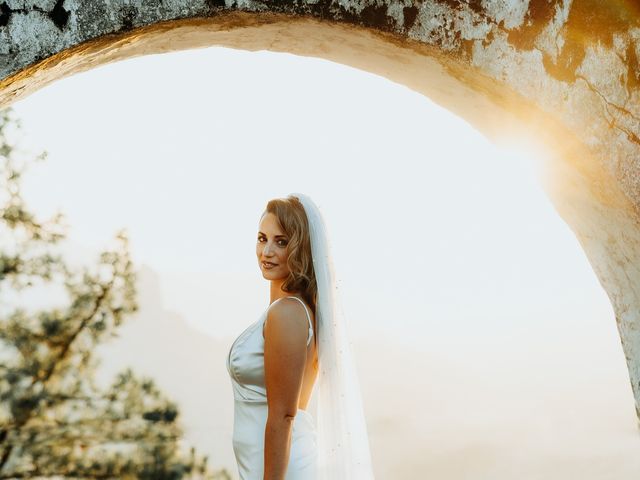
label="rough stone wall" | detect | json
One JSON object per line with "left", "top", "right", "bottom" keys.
{"left": 1, "top": 0, "right": 640, "bottom": 421}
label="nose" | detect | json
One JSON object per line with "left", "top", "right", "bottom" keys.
{"left": 263, "top": 241, "right": 274, "bottom": 257}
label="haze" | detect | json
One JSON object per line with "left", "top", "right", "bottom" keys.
{"left": 11, "top": 46, "right": 639, "bottom": 478}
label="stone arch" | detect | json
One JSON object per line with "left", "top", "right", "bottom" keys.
{"left": 1, "top": 1, "right": 639, "bottom": 424}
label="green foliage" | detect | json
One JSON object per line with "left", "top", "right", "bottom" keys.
{"left": 0, "top": 108, "right": 230, "bottom": 480}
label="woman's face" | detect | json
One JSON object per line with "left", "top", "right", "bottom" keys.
{"left": 256, "top": 212, "right": 291, "bottom": 281}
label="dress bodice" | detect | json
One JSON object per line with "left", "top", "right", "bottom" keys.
{"left": 226, "top": 296, "right": 314, "bottom": 402}
{"left": 226, "top": 296, "right": 317, "bottom": 480}
{"left": 226, "top": 309, "right": 269, "bottom": 402}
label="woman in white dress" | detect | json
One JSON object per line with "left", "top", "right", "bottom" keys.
{"left": 226, "top": 194, "right": 375, "bottom": 480}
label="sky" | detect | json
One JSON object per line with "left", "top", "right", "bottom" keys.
{"left": 8, "top": 45, "right": 639, "bottom": 479}
{"left": 11, "top": 46, "right": 614, "bottom": 350}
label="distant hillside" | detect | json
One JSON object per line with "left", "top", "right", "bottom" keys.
{"left": 95, "top": 264, "right": 237, "bottom": 476}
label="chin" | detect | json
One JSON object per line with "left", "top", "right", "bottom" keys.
{"left": 260, "top": 269, "right": 275, "bottom": 279}
{"left": 261, "top": 269, "right": 286, "bottom": 281}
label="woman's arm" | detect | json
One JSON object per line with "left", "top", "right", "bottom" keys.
{"left": 263, "top": 299, "right": 309, "bottom": 480}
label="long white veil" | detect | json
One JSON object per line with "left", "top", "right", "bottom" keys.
{"left": 291, "top": 193, "right": 375, "bottom": 479}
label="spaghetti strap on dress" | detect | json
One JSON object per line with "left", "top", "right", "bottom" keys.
{"left": 226, "top": 296, "right": 317, "bottom": 479}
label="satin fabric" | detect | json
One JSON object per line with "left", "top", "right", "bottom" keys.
{"left": 226, "top": 297, "right": 317, "bottom": 480}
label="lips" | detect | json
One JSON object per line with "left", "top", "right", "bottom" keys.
{"left": 262, "top": 261, "right": 278, "bottom": 267}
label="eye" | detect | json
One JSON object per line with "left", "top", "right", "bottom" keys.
{"left": 257, "top": 235, "right": 265, "bottom": 242}
{"left": 277, "top": 239, "right": 288, "bottom": 247}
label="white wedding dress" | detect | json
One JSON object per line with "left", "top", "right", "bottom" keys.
{"left": 226, "top": 296, "right": 318, "bottom": 480}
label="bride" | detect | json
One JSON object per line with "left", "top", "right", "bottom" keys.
{"left": 226, "top": 193, "right": 375, "bottom": 479}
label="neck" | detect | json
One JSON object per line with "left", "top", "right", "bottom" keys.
{"left": 269, "top": 278, "right": 287, "bottom": 304}
{"left": 270, "top": 279, "right": 300, "bottom": 304}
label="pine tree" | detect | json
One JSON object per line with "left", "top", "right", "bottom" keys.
{"left": 0, "top": 108, "right": 230, "bottom": 480}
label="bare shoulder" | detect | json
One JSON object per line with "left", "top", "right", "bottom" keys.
{"left": 263, "top": 298, "right": 310, "bottom": 343}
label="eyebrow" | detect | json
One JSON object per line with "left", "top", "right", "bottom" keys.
{"left": 258, "top": 231, "right": 287, "bottom": 238}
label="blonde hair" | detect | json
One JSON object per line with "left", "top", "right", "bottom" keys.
{"left": 263, "top": 195, "right": 317, "bottom": 313}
